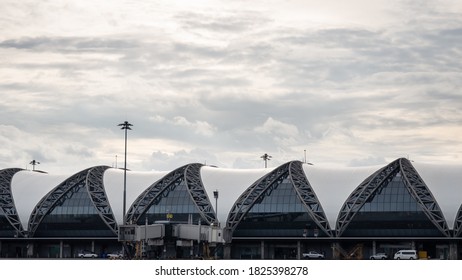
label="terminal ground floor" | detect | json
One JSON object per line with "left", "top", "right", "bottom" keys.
{"left": 228, "top": 238, "right": 461, "bottom": 260}
{"left": 1, "top": 238, "right": 461, "bottom": 260}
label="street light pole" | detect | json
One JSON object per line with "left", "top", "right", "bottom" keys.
{"left": 118, "top": 121, "right": 133, "bottom": 226}
{"left": 260, "top": 153, "right": 272, "bottom": 168}
{"left": 213, "top": 190, "right": 219, "bottom": 225}
{"left": 29, "top": 160, "right": 40, "bottom": 171}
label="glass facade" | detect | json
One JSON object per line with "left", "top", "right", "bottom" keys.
{"left": 140, "top": 180, "right": 204, "bottom": 224}
{"left": 342, "top": 173, "right": 444, "bottom": 237}
{"left": 0, "top": 214, "right": 16, "bottom": 237}
{"left": 34, "top": 185, "right": 115, "bottom": 237}
{"left": 233, "top": 178, "right": 323, "bottom": 237}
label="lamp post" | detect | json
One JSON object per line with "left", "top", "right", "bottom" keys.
{"left": 260, "top": 153, "right": 272, "bottom": 168}
{"left": 29, "top": 160, "right": 40, "bottom": 171}
{"left": 118, "top": 121, "right": 133, "bottom": 226}
{"left": 303, "top": 149, "right": 314, "bottom": 165}
{"left": 213, "top": 190, "right": 219, "bottom": 225}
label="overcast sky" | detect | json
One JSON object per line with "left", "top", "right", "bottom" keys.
{"left": 1, "top": 0, "right": 461, "bottom": 174}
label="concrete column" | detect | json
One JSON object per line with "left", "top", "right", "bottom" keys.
{"left": 91, "top": 240, "right": 95, "bottom": 253}
{"left": 59, "top": 240, "right": 64, "bottom": 259}
{"left": 372, "top": 240, "right": 376, "bottom": 255}
{"left": 223, "top": 244, "right": 231, "bottom": 259}
{"left": 332, "top": 242, "right": 339, "bottom": 260}
{"left": 297, "top": 241, "right": 301, "bottom": 260}
{"left": 260, "top": 240, "right": 265, "bottom": 259}
{"left": 449, "top": 242, "right": 458, "bottom": 260}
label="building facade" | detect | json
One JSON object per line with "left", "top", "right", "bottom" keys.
{"left": 1, "top": 158, "right": 461, "bottom": 259}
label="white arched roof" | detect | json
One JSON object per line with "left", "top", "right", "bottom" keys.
{"left": 11, "top": 170, "right": 68, "bottom": 230}
{"left": 200, "top": 166, "right": 272, "bottom": 223}
{"left": 304, "top": 164, "right": 379, "bottom": 230}
{"left": 6, "top": 161, "right": 462, "bottom": 232}
{"left": 103, "top": 168, "right": 168, "bottom": 225}
{"left": 412, "top": 162, "right": 462, "bottom": 229}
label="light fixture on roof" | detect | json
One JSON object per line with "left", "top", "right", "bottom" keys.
{"left": 29, "top": 160, "right": 40, "bottom": 171}
{"left": 261, "top": 153, "right": 272, "bottom": 168}
{"left": 304, "top": 149, "right": 314, "bottom": 165}
{"left": 213, "top": 190, "right": 219, "bottom": 226}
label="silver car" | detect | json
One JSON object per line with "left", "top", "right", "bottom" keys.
{"left": 107, "top": 252, "right": 123, "bottom": 259}
{"left": 302, "top": 251, "right": 325, "bottom": 259}
{"left": 370, "top": 252, "right": 388, "bottom": 260}
{"left": 78, "top": 250, "right": 98, "bottom": 258}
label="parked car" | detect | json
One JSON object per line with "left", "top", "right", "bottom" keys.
{"left": 107, "top": 252, "right": 123, "bottom": 259}
{"left": 370, "top": 252, "right": 388, "bottom": 260}
{"left": 78, "top": 250, "right": 98, "bottom": 258}
{"left": 394, "top": 249, "right": 417, "bottom": 260}
{"left": 302, "top": 251, "right": 325, "bottom": 259}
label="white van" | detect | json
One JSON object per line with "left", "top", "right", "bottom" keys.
{"left": 394, "top": 250, "right": 417, "bottom": 260}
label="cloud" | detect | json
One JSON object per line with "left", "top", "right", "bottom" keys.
{"left": 0, "top": 1, "right": 461, "bottom": 174}
{"left": 255, "top": 117, "right": 299, "bottom": 137}
{"left": 172, "top": 116, "right": 217, "bottom": 137}
{"left": 146, "top": 148, "right": 221, "bottom": 171}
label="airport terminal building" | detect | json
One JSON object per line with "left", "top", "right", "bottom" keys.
{"left": 1, "top": 158, "right": 462, "bottom": 259}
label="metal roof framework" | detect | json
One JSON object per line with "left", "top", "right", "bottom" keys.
{"left": 453, "top": 206, "right": 462, "bottom": 237}
{"left": 28, "top": 166, "right": 115, "bottom": 237}
{"left": 225, "top": 161, "right": 332, "bottom": 241}
{"left": 336, "top": 158, "right": 450, "bottom": 237}
{"left": 0, "top": 168, "right": 25, "bottom": 237}
{"left": 86, "top": 166, "right": 117, "bottom": 234}
{"left": 126, "top": 163, "right": 216, "bottom": 225}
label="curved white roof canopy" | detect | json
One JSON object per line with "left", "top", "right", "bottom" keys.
{"left": 6, "top": 161, "right": 462, "bottom": 232}
{"left": 412, "top": 162, "right": 462, "bottom": 229}
{"left": 304, "top": 164, "right": 379, "bottom": 229}
{"left": 103, "top": 168, "right": 169, "bottom": 225}
{"left": 200, "top": 166, "right": 272, "bottom": 224}
{"left": 11, "top": 170, "right": 68, "bottom": 230}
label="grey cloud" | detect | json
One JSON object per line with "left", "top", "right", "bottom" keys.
{"left": 0, "top": 36, "right": 138, "bottom": 52}
{"left": 146, "top": 148, "right": 221, "bottom": 171}
{"left": 176, "top": 10, "right": 271, "bottom": 33}
{"left": 348, "top": 156, "right": 387, "bottom": 167}
{"left": 1, "top": 1, "right": 461, "bottom": 173}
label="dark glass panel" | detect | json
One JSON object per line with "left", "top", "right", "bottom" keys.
{"left": 0, "top": 215, "right": 16, "bottom": 237}
{"left": 343, "top": 173, "right": 445, "bottom": 237}
{"left": 35, "top": 186, "right": 114, "bottom": 237}
{"left": 234, "top": 179, "right": 322, "bottom": 237}
{"left": 141, "top": 181, "right": 203, "bottom": 224}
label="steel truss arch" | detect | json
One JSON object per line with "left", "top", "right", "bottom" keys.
{"left": 184, "top": 163, "right": 216, "bottom": 224}
{"left": 399, "top": 159, "right": 450, "bottom": 237}
{"left": 336, "top": 158, "right": 450, "bottom": 237}
{"left": 453, "top": 205, "right": 462, "bottom": 237}
{"left": 28, "top": 166, "right": 113, "bottom": 237}
{"left": 226, "top": 161, "right": 331, "bottom": 240}
{"left": 86, "top": 166, "right": 117, "bottom": 234}
{"left": 289, "top": 161, "right": 332, "bottom": 237}
{"left": 0, "top": 168, "right": 25, "bottom": 237}
{"left": 126, "top": 163, "right": 216, "bottom": 225}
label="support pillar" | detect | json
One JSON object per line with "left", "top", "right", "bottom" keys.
{"left": 297, "top": 241, "right": 301, "bottom": 260}
{"left": 372, "top": 240, "right": 376, "bottom": 255}
{"left": 260, "top": 240, "right": 265, "bottom": 259}
{"left": 224, "top": 244, "right": 231, "bottom": 259}
{"left": 332, "top": 242, "right": 339, "bottom": 260}
{"left": 59, "top": 240, "right": 64, "bottom": 259}
{"left": 449, "top": 242, "right": 458, "bottom": 260}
